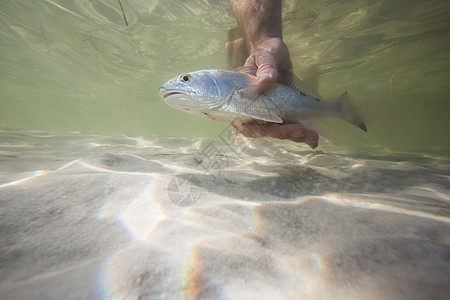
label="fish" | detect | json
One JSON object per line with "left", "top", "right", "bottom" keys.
{"left": 158, "top": 69, "right": 367, "bottom": 133}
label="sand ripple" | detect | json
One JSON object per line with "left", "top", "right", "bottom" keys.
{"left": 0, "top": 130, "right": 449, "bottom": 299}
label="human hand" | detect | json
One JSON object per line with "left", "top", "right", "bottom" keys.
{"left": 232, "top": 121, "right": 319, "bottom": 149}
{"left": 233, "top": 37, "right": 320, "bottom": 148}
{"left": 242, "top": 37, "right": 292, "bottom": 94}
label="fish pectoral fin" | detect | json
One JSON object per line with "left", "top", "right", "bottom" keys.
{"left": 230, "top": 89, "right": 283, "bottom": 123}
{"left": 239, "top": 111, "right": 283, "bottom": 123}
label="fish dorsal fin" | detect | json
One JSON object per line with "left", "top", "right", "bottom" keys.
{"left": 277, "top": 71, "right": 321, "bottom": 100}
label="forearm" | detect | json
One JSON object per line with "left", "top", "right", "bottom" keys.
{"left": 230, "top": 0, "right": 282, "bottom": 52}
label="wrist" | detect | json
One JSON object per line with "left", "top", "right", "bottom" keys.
{"left": 253, "top": 36, "right": 283, "bottom": 46}
{"left": 248, "top": 27, "right": 282, "bottom": 52}
{"left": 250, "top": 36, "right": 283, "bottom": 53}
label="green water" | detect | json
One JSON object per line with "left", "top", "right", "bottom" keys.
{"left": 1, "top": 0, "right": 449, "bottom": 154}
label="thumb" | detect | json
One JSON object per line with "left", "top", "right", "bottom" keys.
{"left": 256, "top": 56, "right": 278, "bottom": 86}
{"left": 256, "top": 66, "right": 277, "bottom": 85}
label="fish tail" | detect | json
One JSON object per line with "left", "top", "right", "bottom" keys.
{"left": 335, "top": 92, "right": 367, "bottom": 132}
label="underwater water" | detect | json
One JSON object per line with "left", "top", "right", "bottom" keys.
{"left": 0, "top": 0, "right": 449, "bottom": 299}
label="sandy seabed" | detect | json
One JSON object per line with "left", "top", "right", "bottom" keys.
{"left": 0, "top": 130, "right": 449, "bottom": 300}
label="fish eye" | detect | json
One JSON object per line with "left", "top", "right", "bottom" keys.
{"left": 179, "top": 74, "right": 192, "bottom": 82}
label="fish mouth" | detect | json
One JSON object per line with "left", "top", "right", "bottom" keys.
{"left": 162, "top": 91, "right": 183, "bottom": 99}
{"left": 159, "top": 88, "right": 188, "bottom": 100}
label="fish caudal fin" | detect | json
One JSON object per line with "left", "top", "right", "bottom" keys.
{"left": 335, "top": 92, "right": 367, "bottom": 132}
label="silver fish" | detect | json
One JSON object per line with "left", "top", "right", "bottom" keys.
{"left": 159, "top": 69, "right": 367, "bottom": 132}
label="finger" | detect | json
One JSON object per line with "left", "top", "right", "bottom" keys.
{"left": 264, "top": 123, "right": 306, "bottom": 141}
{"left": 239, "top": 56, "right": 273, "bottom": 99}
{"left": 256, "top": 59, "right": 278, "bottom": 86}
{"left": 231, "top": 121, "right": 266, "bottom": 137}
{"left": 264, "top": 123, "right": 319, "bottom": 149}
{"left": 233, "top": 122, "right": 320, "bottom": 148}
{"left": 242, "top": 56, "right": 258, "bottom": 76}
{"left": 303, "top": 130, "right": 319, "bottom": 149}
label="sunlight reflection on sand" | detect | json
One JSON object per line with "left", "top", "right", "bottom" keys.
{"left": 0, "top": 131, "right": 449, "bottom": 299}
